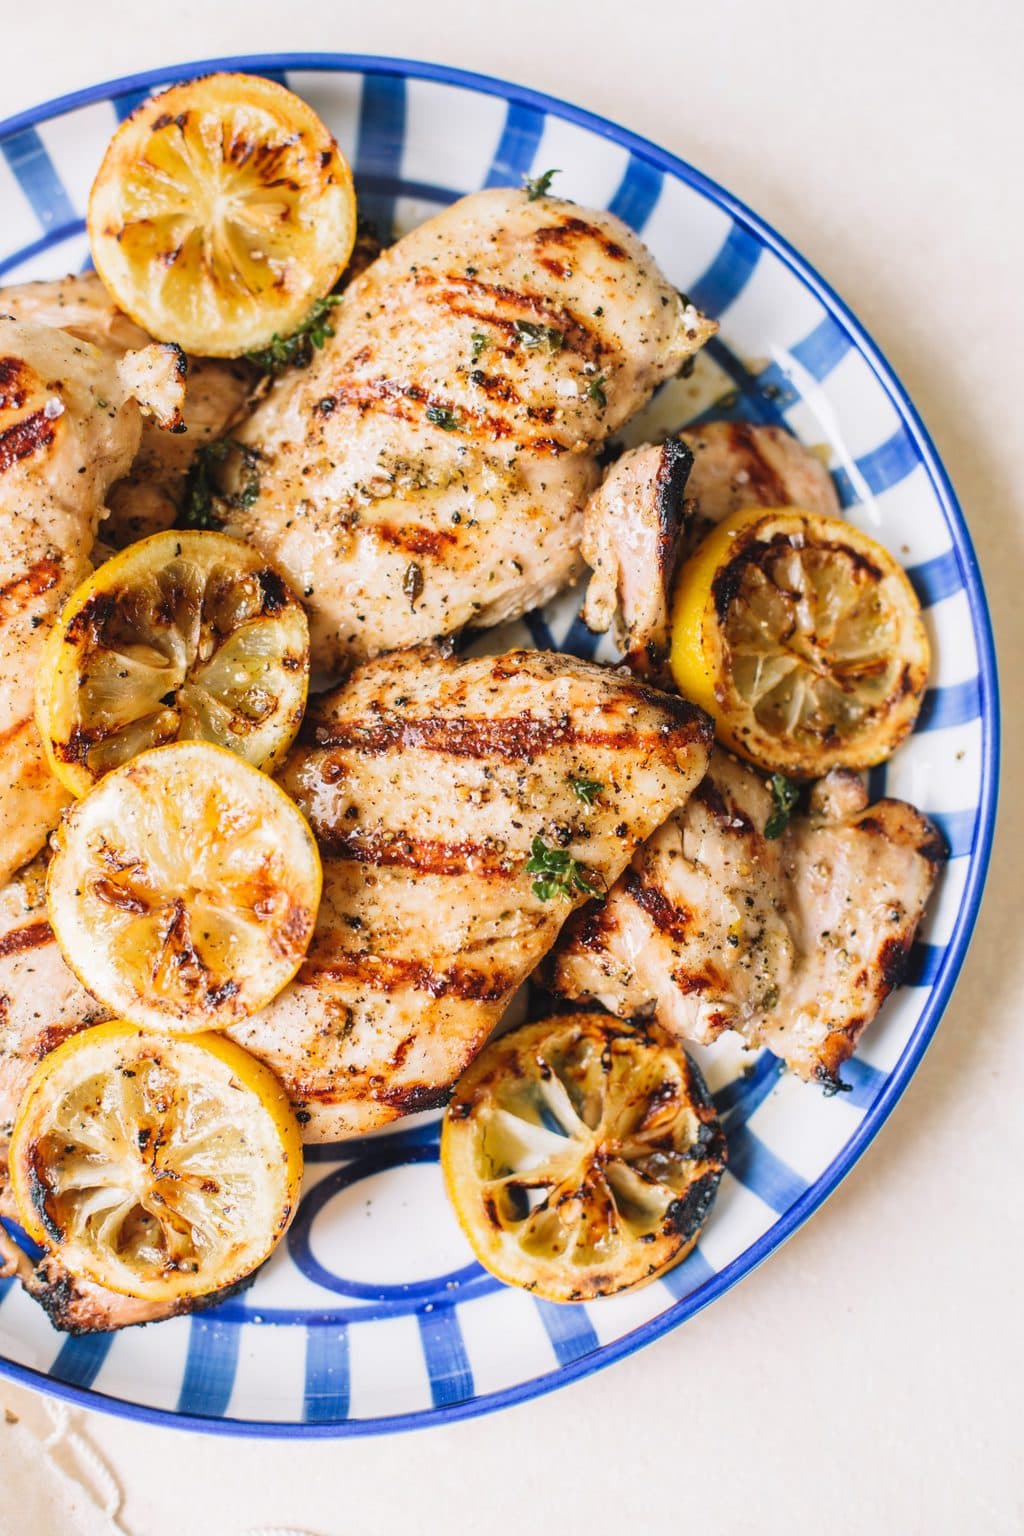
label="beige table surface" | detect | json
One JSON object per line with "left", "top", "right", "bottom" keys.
{"left": 0, "top": 2, "right": 1020, "bottom": 1532}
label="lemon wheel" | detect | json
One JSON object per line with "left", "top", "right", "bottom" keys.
{"left": 670, "top": 506, "right": 929, "bottom": 776}
{"left": 8, "top": 1022, "right": 302, "bottom": 1302}
{"left": 47, "top": 741, "right": 321, "bottom": 1033}
{"left": 87, "top": 72, "right": 356, "bottom": 356}
{"left": 441, "top": 1013, "right": 726, "bottom": 1302}
{"left": 36, "top": 530, "right": 309, "bottom": 798}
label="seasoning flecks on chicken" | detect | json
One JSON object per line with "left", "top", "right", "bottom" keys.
{"left": 679, "top": 420, "right": 840, "bottom": 551}
{"left": 0, "top": 317, "right": 185, "bottom": 883}
{"left": 550, "top": 749, "right": 944, "bottom": 1088}
{"left": 581, "top": 438, "right": 695, "bottom": 681}
{"left": 1, "top": 272, "right": 254, "bottom": 546}
{"left": 224, "top": 188, "right": 716, "bottom": 674}
{"left": 225, "top": 646, "right": 713, "bottom": 1139}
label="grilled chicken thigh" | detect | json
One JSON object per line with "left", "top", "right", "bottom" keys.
{"left": 1, "top": 273, "right": 253, "bottom": 546}
{"left": 0, "top": 317, "right": 184, "bottom": 883}
{"left": 579, "top": 424, "right": 837, "bottom": 678}
{"left": 679, "top": 421, "right": 840, "bottom": 550}
{"left": 228, "top": 646, "right": 713, "bottom": 1139}
{"left": 551, "top": 750, "right": 944, "bottom": 1087}
{"left": 581, "top": 438, "right": 695, "bottom": 680}
{"left": 225, "top": 188, "right": 715, "bottom": 674}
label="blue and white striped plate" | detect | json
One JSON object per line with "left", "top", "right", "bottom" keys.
{"left": 0, "top": 54, "right": 999, "bottom": 1437}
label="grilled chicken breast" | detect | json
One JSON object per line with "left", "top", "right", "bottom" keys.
{"left": 680, "top": 420, "right": 840, "bottom": 550}
{"left": 227, "top": 646, "right": 713, "bottom": 1139}
{"left": 0, "top": 317, "right": 185, "bottom": 883}
{"left": 581, "top": 438, "right": 695, "bottom": 680}
{"left": 1, "top": 273, "right": 253, "bottom": 546}
{"left": 225, "top": 188, "right": 715, "bottom": 675}
{"left": 551, "top": 749, "right": 944, "bottom": 1087}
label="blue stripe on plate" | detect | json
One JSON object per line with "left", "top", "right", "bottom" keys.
{"left": 176, "top": 1316, "right": 240, "bottom": 1417}
{"left": 930, "top": 808, "right": 976, "bottom": 860}
{"left": 906, "top": 549, "right": 963, "bottom": 608}
{"left": 522, "top": 609, "right": 558, "bottom": 651}
{"left": 687, "top": 223, "right": 761, "bottom": 318}
{"left": 607, "top": 154, "right": 662, "bottom": 232}
{"left": 0, "top": 220, "right": 85, "bottom": 278}
{"left": 916, "top": 678, "right": 982, "bottom": 732}
{"left": 856, "top": 428, "right": 921, "bottom": 496}
{"left": 354, "top": 74, "right": 407, "bottom": 236}
{"left": 789, "top": 313, "right": 852, "bottom": 380}
{"left": 835, "top": 1055, "right": 889, "bottom": 1110}
{"left": 558, "top": 610, "right": 602, "bottom": 661}
{"left": 1, "top": 128, "right": 76, "bottom": 227}
{"left": 114, "top": 87, "right": 158, "bottom": 121}
{"left": 904, "top": 941, "right": 947, "bottom": 988}
{"left": 417, "top": 1308, "right": 473, "bottom": 1407}
{"left": 534, "top": 1298, "right": 600, "bottom": 1365}
{"left": 303, "top": 1324, "right": 350, "bottom": 1422}
{"left": 867, "top": 763, "right": 889, "bottom": 802}
{"left": 836, "top": 428, "right": 920, "bottom": 506}
{"left": 724, "top": 1124, "right": 808, "bottom": 1214}
{"left": 50, "top": 1332, "right": 113, "bottom": 1390}
{"left": 659, "top": 1245, "right": 716, "bottom": 1300}
{"left": 714, "top": 1050, "right": 785, "bottom": 1124}
{"left": 484, "top": 101, "right": 545, "bottom": 187}
{"left": 693, "top": 336, "right": 782, "bottom": 428}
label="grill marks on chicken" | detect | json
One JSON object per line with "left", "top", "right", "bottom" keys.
{"left": 679, "top": 421, "right": 840, "bottom": 550}
{"left": 0, "top": 317, "right": 185, "bottom": 883}
{"left": 226, "top": 189, "right": 715, "bottom": 673}
{"left": 551, "top": 750, "right": 944, "bottom": 1087}
{"left": 225, "top": 647, "right": 713, "bottom": 1139}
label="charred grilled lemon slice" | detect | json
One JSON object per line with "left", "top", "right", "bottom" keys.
{"left": 47, "top": 742, "right": 321, "bottom": 1033}
{"left": 441, "top": 1013, "right": 726, "bottom": 1302}
{"left": 8, "top": 1022, "right": 302, "bottom": 1302}
{"left": 36, "top": 530, "right": 309, "bottom": 798}
{"left": 670, "top": 506, "right": 929, "bottom": 777}
{"left": 87, "top": 72, "right": 356, "bottom": 356}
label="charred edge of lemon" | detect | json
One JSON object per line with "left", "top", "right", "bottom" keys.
{"left": 35, "top": 532, "right": 311, "bottom": 797}
{"left": 669, "top": 505, "right": 930, "bottom": 774}
{"left": 441, "top": 1015, "right": 727, "bottom": 1301}
{"left": 44, "top": 742, "right": 323, "bottom": 1033}
{"left": 9, "top": 1022, "right": 304, "bottom": 1296}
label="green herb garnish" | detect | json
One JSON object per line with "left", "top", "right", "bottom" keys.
{"left": 587, "top": 375, "right": 607, "bottom": 407}
{"left": 764, "top": 774, "right": 800, "bottom": 840}
{"left": 513, "top": 320, "right": 564, "bottom": 353}
{"left": 470, "top": 331, "right": 489, "bottom": 362}
{"left": 425, "top": 404, "right": 463, "bottom": 431}
{"left": 523, "top": 168, "right": 561, "bottom": 201}
{"left": 180, "top": 437, "right": 261, "bottom": 529}
{"left": 525, "top": 836, "right": 603, "bottom": 902}
{"left": 244, "top": 295, "right": 341, "bottom": 375}
{"left": 570, "top": 776, "right": 604, "bottom": 806}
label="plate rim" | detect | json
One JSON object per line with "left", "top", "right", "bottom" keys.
{"left": 0, "top": 49, "right": 1001, "bottom": 1439}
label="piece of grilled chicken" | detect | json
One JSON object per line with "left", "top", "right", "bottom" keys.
{"left": 0, "top": 316, "right": 185, "bottom": 885}
{"left": 679, "top": 419, "right": 840, "bottom": 548}
{"left": 551, "top": 749, "right": 944, "bottom": 1088}
{"left": 1, "top": 273, "right": 253, "bottom": 546}
{"left": 581, "top": 438, "right": 695, "bottom": 682}
{"left": 224, "top": 188, "right": 716, "bottom": 675}
{"left": 227, "top": 646, "right": 713, "bottom": 1140}
{"left": 580, "top": 422, "right": 840, "bottom": 679}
